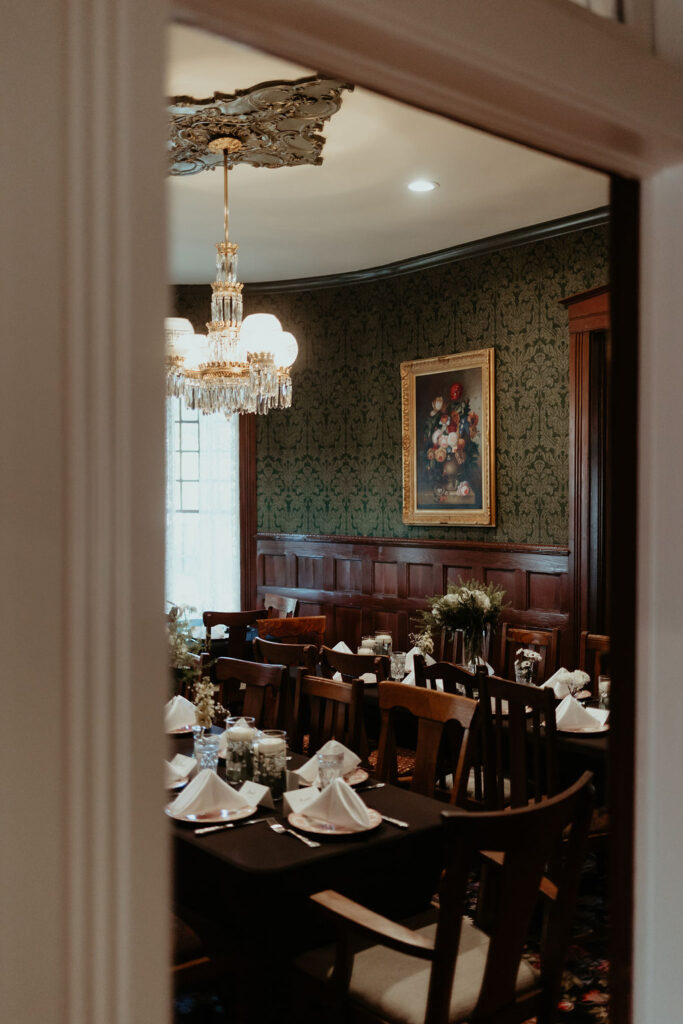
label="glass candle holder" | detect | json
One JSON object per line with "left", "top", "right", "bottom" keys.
{"left": 514, "top": 662, "right": 537, "bottom": 685}
{"left": 193, "top": 727, "right": 221, "bottom": 773}
{"left": 254, "top": 729, "right": 287, "bottom": 799}
{"left": 224, "top": 716, "right": 257, "bottom": 784}
{"left": 361, "top": 635, "right": 378, "bottom": 654}
{"left": 374, "top": 631, "right": 393, "bottom": 657}
{"left": 598, "top": 675, "right": 611, "bottom": 709}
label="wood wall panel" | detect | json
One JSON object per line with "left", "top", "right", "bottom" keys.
{"left": 257, "top": 534, "right": 572, "bottom": 664}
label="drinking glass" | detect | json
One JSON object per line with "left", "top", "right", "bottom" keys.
{"left": 254, "top": 729, "right": 287, "bottom": 799}
{"left": 317, "top": 750, "right": 344, "bottom": 789}
{"left": 390, "top": 651, "right": 407, "bottom": 681}
{"left": 193, "top": 728, "right": 221, "bottom": 772}
{"left": 224, "top": 716, "right": 257, "bottom": 784}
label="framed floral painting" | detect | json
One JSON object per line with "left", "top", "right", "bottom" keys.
{"left": 401, "top": 348, "right": 496, "bottom": 526}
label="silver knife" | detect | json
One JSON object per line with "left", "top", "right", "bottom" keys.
{"left": 194, "top": 819, "right": 265, "bottom": 835}
{"left": 382, "top": 814, "right": 409, "bottom": 829}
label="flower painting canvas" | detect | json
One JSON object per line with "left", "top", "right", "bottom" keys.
{"left": 401, "top": 348, "right": 496, "bottom": 526}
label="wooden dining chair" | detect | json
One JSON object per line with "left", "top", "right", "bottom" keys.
{"left": 253, "top": 636, "right": 318, "bottom": 746}
{"left": 374, "top": 682, "right": 480, "bottom": 807}
{"left": 579, "top": 630, "right": 611, "bottom": 698}
{"left": 497, "top": 623, "right": 560, "bottom": 683}
{"left": 256, "top": 614, "right": 327, "bottom": 647}
{"left": 212, "top": 656, "right": 287, "bottom": 730}
{"left": 413, "top": 655, "right": 484, "bottom": 698}
{"left": 296, "top": 674, "right": 365, "bottom": 761}
{"left": 296, "top": 772, "right": 594, "bottom": 1024}
{"left": 319, "top": 646, "right": 390, "bottom": 683}
{"left": 477, "top": 672, "right": 559, "bottom": 810}
{"left": 203, "top": 608, "right": 267, "bottom": 664}
{"left": 263, "top": 592, "right": 299, "bottom": 618}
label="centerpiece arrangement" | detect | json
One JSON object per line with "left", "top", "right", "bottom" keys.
{"left": 167, "top": 603, "right": 198, "bottom": 697}
{"left": 192, "top": 674, "right": 228, "bottom": 772}
{"left": 514, "top": 647, "right": 542, "bottom": 685}
{"left": 419, "top": 578, "right": 506, "bottom": 669}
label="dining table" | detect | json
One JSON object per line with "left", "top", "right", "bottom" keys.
{"left": 168, "top": 738, "right": 447, "bottom": 961}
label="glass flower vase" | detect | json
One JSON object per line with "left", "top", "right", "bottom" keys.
{"left": 463, "top": 628, "right": 486, "bottom": 671}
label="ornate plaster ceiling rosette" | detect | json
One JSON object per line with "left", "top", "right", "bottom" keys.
{"left": 168, "top": 75, "right": 353, "bottom": 175}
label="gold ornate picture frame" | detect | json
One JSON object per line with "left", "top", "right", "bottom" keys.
{"left": 401, "top": 348, "right": 496, "bottom": 526}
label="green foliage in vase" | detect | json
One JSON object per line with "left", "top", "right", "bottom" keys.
{"left": 167, "top": 603, "right": 198, "bottom": 697}
{"left": 420, "top": 578, "right": 506, "bottom": 637}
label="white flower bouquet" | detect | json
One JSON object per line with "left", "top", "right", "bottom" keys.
{"left": 420, "top": 579, "right": 506, "bottom": 667}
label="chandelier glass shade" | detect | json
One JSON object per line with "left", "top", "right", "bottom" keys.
{"left": 164, "top": 137, "right": 296, "bottom": 416}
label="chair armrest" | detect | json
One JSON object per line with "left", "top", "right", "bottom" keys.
{"left": 310, "top": 890, "right": 435, "bottom": 961}
{"left": 480, "top": 850, "right": 558, "bottom": 901}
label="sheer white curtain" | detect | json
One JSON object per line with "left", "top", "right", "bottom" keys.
{"left": 165, "top": 398, "right": 241, "bottom": 614}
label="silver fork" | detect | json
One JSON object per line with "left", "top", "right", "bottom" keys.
{"left": 265, "top": 817, "right": 321, "bottom": 848}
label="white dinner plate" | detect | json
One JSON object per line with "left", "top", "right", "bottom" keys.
{"left": 165, "top": 803, "right": 257, "bottom": 824}
{"left": 288, "top": 806, "right": 382, "bottom": 836}
{"left": 557, "top": 707, "right": 609, "bottom": 734}
{"left": 167, "top": 778, "right": 190, "bottom": 791}
{"left": 298, "top": 767, "right": 369, "bottom": 788}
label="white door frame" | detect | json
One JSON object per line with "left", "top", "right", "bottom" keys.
{"left": 3, "top": 2, "right": 682, "bottom": 1022}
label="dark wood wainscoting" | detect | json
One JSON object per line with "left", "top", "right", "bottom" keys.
{"left": 256, "top": 534, "right": 571, "bottom": 664}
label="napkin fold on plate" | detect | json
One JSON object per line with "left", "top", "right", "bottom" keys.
{"left": 169, "top": 768, "right": 253, "bottom": 816}
{"left": 555, "top": 694, "right": 608, "bottom": 732}
{"left": 296, "top": 739, "right": 360, "bottom": 785}
{"left": 543, "top": 668, "right": 591, "bottom": 699}
{"left": 301, "top": 777, "right": 372, "bottom": 830}
{"left": 332, "top": 641, "right": 353, "bottom": 654}
{"left": 332, "top": 670, "right": 377, "bottom": 684}
{"left": 165, "top": 753, "right": 196, "bottom": 786}
{"left": 165, "top": 695, "right": 197, "bottom": 731}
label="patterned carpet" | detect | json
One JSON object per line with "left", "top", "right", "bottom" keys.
{"left": 174, "top": 853, "right": 608, "bottom": 1023}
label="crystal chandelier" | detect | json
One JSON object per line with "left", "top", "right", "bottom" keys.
{"left": 165, "top": 137, "right": 297, "bottom": 416}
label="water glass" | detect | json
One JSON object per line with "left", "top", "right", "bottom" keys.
{"left": 224, "top": 716, "right": 257, "bottom": 784}
{"left": 598, "top": 675, "right": 611, "bottom": 709}
{"left": 317, "top": 750, "right": 344, "bottom": 789}
{"left": 390, "top": 651, "right": 407, "bottom": 681}
{"left": 254, "top": 729, "right": 287, "bottom": 799}
{"left": 193, "top": 728, "right": 221, "bottom": 773}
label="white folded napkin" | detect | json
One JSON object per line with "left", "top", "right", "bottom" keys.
{"left": 543, "top": 668, "right": 591, "bottom": 699}
{"left": 300, "top": 777, "right": 372, "bottom": 830}
{"left": 402, "top": 646, "right": 436, "bottom": 686}
{"left": 165, "top": 753, "right": 196, "bottom": 786}
{"left": 165, "top": 695, "right": 197, "bottom": 731}
{"left": 332, "top": 640, "right": 353, "bottom": 654}
{"left": 332, "top": 670, "right": 377, "bottom": 684}
{"left": 169, "top": 768, "right": 252, "bottom": 816}
{"left": 555, "top": 695, "right": 609, "bottom": 732}
{"left": 216, "top": 729, "right": 228, "bottom": 758}
{"left": 296, "top": 739, "right": 361, "bottom": 785}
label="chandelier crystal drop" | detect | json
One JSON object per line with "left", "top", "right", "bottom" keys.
{"left": 165, "top": 136, "right": 297, "bottom": 417}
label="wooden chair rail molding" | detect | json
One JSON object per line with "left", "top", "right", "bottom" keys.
{"left": 256, "top": 534, "right": 572, "bottom": 663}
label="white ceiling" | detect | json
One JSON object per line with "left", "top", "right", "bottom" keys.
{"left": 167, "top": 25, "right": 609, "bottom": 285}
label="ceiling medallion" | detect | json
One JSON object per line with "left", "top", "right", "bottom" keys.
{"left": 168, "top": 75, "right": 353, "bottom": 176}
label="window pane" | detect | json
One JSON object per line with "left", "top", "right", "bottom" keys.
{"left": 181, "top": 481, "right": 199, "bottom": 511}
{"left": 180, "top": 451, "right": 199, "bottom": 480}
{"left": 180, "top": 421, "right": 199, "bottom": 452}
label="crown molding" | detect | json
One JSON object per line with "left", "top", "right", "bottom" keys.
{"left": 244, "top": 206, "right": 609, "bottom": 293}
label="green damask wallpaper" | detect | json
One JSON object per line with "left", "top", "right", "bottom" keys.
{"left": 175, "top": 223, "right": 608, "bottom": 545}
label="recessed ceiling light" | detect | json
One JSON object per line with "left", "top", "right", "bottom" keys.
{"left": 407, "top": 179, "right": 439, "bottom": 193}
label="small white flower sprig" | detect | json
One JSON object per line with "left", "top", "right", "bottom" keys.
{"left": 514, "top": 647, "right": 542, "bottom": 669}
{"left": 408, "top": 630, "right": 435, "bottom": 657}
{"left": 193, "top": 675, "right": 228, "bottom": 730}
{"left": 420, "top": 578, "right": 506, "bottom": 638}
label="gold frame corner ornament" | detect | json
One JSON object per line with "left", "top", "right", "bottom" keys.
{"left": 401, "top": 347, "right": 496, "bottom": 527}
